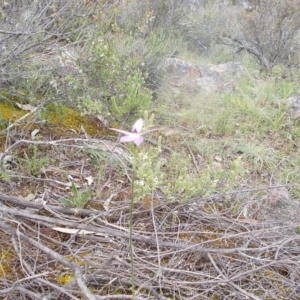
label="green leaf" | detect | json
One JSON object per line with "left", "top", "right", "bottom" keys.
{"left": 81, "top": 189, "right": 91, "bottom": 203}
{"left": 71, "top": 182, "right": 78, "bottom": 197}
{"left": 58, "top": 197, "right": 72, "bottom": 207}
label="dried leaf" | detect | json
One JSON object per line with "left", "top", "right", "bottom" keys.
{"left": 85, "top": 176, "right": 93, "bottom": 186}
{"left": 52, "top": 227, "right": 95, "bottom": 235}
{"left": 103, "top": 194, "right": 114, "bottom": 211}
{"left": 52, "top": 227, "right": 107, "bottom": 237}
{"left": 24, "top": 193, "right": 35, "bottom": 201}
{"left": 15, "top": 102, "right": 36, "bottom": 111}
{"left": 31, "top": 129, "right": 40, "bottom": 139}
{"left": 235, "top": 218, "right": 259, "bottom": 224}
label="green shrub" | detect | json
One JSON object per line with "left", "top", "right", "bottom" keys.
{"left": 79, "top": 35, "right": 153, "bottom": 122}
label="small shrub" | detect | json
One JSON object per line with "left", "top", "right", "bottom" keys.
{"left": 58, "top": 182, "right": 91, "bottom": 209}
{"left": 19, "top": 145, "right": 47, "bottom": 177}
{"left": 218, "top": 0, "right": 300, "bottom": 72}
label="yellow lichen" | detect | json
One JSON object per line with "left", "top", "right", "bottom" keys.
{"left": 58, "top": 273, "right": 74, "bottom": 285}
{"left": 0, "top": 101, "right": 25, "bottom": 128}
{"left": 0, "top": 247, "right": 16, "bottom": 280}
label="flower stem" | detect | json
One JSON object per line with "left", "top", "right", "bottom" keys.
{"left": 129, "top": 145, "right": 137, "bottom": 299}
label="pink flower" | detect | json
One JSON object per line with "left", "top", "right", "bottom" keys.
{"left": 110, "top": 118, "right": 155, "bottom": 146}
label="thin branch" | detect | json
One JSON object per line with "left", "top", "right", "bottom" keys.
{"left": 0, "top": 193, "right": 98, "bottom": 217}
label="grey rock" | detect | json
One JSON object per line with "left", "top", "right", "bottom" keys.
{"left": 195, "top": 76, "right": 223, "bottom": 93}
{"left": 162, "top": 58, "right": 243, "bottom": 95}
{"left": 286, "top": 94, "right": 300, "bottom": 119}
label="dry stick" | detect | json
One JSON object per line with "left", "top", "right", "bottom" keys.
{"left": 15, "top": 286, "right": 42, "bottom": 300}
{"left": 0, "top": 273, "right": 48, "bottom": 296}
{"left": 37, "top": 278, "right": 81, "bottom": 300}
{"left": 129, "top": 145, "right": 137, "bottom": 299}
{"left": 161, "top": 260, "right": 281, "bottom": 287}
{"left": 0, "top": 193, "right": 97, "bottom": 217}
{"left": 0, "top": 204, "right": 295, "bottom": 256}
{"left": 68, "top": 257, "right": 163, "bottom": 300}
{"left": 274, "top": 236, "right": 300, "bottom": 259}
{"left": 88, "top": 274, "right": 163, "bottom": 300}
{"left": 6, "top": 174, "right": 82, "bottom": 187}
{"left": 0, "top": 221, "right": 97, "bottom": 300}
{"left": 95, "top": 296, "right": 146, "bottom": 300}
{"left": 151, "top": 192, "right": 163, "bottom": 295}
{"left": 207, "top": 253, "right": 262, "bottom": 300}
{"left": 0, "top": 205, "right": 163, "bottom": 298}
{"left": 0, "top": 30, "right": 33, "bottom": 35}
{"left": 111, "top": 256, "right": 164, "bottom": 300}
{"left": 185, "top": 142, "right": 201, "bottom": 175}
{"left": 0, "top": 205, "right": 134, "bottom": 239}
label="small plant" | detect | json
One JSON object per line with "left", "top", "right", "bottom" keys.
{"left": 58, "top": 183, "right": 91, "bottom": 209}
{"left": 232, "top": 141, "right": 278, "bottom": 171}
{"left": 20, "top": 144, "right": 47, "bottom": 177}
{"left": 0, "top": 170, "right": 11, "bottom": 182}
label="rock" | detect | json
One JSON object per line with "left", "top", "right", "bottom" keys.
{"left": 240, "top": 185, "right": 300, "bottom": 236}
{"left": 263, "top": 186, "right": 300, "bottom": 223}
{"left": 286, "top": 94, "right": 300, "bottom": 119}
{"left": 162, "top": 58, "right": 243, "bottom": 95}
{"left": 163, "top": 58, "right": 201, "bottom": 79}
{"left": 206, "top": 61, "right": 246, "bottom": 78}
{"left": 195, "top": 76, "right": 223, "bottom": 93}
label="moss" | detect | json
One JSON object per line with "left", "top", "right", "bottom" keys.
{"left": 0, "top": 99, "right": 114, "bottom": 151}
{"left": 43, "top": 103, "right": 113, "bottom": 138}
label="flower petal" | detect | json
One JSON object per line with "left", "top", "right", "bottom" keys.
{"left": 140, "top": 128, "right": 157, "bottom": 135}
{"left": 120, "top": 134, "right": 140, "bottom": 143}
{"left": 109, "top": 128, "right": 132, "bottom": 136}
{"left": 133, "top": 136, "right": 144, "bottom": 146}
{"left": 132, "top": 118, "right": 144, "bottom": 133}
